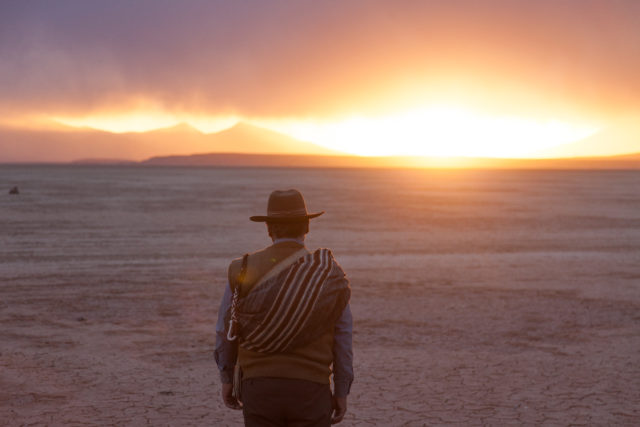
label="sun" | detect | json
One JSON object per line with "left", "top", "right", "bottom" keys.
{"left": 52, "top": 105, "right": 599, "bottom": 159}
{"left": 259, "top": 107, "right": 599, "bottom": 158}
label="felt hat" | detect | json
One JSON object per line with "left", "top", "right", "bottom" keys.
{"left": 250, "top": 189, "right": 324, "bottom": 223}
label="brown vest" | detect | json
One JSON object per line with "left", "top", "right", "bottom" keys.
{"left": 227, "top": 241, "right": 335, "bottom": 384}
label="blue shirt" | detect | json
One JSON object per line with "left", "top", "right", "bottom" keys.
{"left": 214, "top": 240, "right": 354, "bottom": 397}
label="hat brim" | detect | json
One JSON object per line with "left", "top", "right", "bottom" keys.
{"left": 249, "top": 211, "right": 324, "bottom": 223}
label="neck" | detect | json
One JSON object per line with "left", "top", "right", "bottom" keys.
{"left": 272, "top": 236, "right": 305, "bottom": 245}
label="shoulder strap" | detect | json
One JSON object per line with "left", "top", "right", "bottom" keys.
{"left": 226, "top": 254, "right": 248, "bottom": 341}
{"left": 234, "top": 254, "right": 249, "bottom": 292}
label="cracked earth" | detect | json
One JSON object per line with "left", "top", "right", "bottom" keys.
{"left": 2, "top": 270, "right": 639, "bottom": 426}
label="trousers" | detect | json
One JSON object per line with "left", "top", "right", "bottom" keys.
{"left": 241, "top": 377, "right": 332, "bottom": 427}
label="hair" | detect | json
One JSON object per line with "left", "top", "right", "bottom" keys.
{"left": 267, "top": 219, "right": 309, "bottom": 239}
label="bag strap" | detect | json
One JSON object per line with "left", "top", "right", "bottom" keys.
{"left": 235, "top": 254, "right": 249, "bottom": 292}
{"left": 226, "top": 254, "right": 248, "bottom": 341}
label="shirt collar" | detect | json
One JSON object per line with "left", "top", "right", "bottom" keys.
{"left": 273, "top": 237, "right": 305, "bottom": 246}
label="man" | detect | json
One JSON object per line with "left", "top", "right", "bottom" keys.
{"left": 215, "top": 189, "right": 353, "bottom": 426}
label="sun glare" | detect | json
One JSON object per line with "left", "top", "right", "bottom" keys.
{"left": 258, "top": 107, "right": 599, "bottom": 158}
{"left": 53, "top": 106, "right": 598, "bottom": 159}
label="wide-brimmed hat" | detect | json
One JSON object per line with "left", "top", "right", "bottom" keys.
{"left": 250, "top": 189, "right": 324, "bottom": 223}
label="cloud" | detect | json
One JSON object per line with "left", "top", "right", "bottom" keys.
{"left": 1, "top": 0, "right": 640, "bottom": 121}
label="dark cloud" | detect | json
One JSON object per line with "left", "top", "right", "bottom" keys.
{"left": 1, "top": 0, "right": 639, "bottom": 119}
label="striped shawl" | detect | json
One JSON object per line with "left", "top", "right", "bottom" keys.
{"left": 227, "top": 248, "right": 350, "bottom": 354}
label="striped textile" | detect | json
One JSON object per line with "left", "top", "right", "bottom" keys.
{"left": 233, "top": 248, "right": 350, "bottom": 354}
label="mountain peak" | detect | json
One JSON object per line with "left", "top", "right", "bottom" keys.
{"left": 206, "top": 121, "right": 340, "bottom": 155}
{"left": 149, "top": 122, "right": 202, "bottom": 134}
{"left": 219, "top": 121, "right": 274, "bottom": 135}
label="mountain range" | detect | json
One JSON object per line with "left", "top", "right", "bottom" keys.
{"left": 142, "top": 151, "right": 640, "bottom": 169}
{"left": 0, "top": 122, "right": 338, "bottom": 163}
{"left": 1, "top": 121, "right": 638, "bottom": 169}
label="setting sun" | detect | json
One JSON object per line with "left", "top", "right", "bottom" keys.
{"left": 259, "top": 107, "right": 599, "bottom": 158}
{"left": 2, "top": 0, "right": 638, "bottom": 163}
{"left": 50, "top": 105, "right": 600, "bottom": 159}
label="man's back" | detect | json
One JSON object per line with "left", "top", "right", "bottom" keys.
{"left": 229, "top": 240, "right": 335, "bottom": 385}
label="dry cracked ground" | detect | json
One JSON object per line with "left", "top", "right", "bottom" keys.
{"left": 2, "top": 269, "right": 640, "bottom": 426}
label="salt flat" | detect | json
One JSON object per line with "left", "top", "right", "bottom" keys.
{"left": 1, "top": 166, "right": 639, "bottom": 425}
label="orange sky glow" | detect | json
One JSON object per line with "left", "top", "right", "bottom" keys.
{"left": 1, "top": 1, "right": 639, "bottom": 161}
{"left": 47, "top": 109, "right": 602, "bottom": 158}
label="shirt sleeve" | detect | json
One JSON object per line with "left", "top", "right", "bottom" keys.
{"left": 332, "top": 304, "right": 354, "bottom": 397}
{"left": 214, "top": 282, "right": 238, "bottom": 384}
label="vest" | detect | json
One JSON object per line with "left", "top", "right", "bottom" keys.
{"left": 227, "top": 241, "right": 335, "bottom": 384}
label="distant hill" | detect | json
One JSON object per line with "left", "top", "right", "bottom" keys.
{"left": 70, "top": 158, "right": 137, "bottom": 165}
{"left": 0, "top": 122, "right": 337, "bottom": 163}
{"left": 201, "top": 123, "right": 339, "bottom": 155}
{"left": 2, "top": 121, "right": 639, "bottom": 168}
{"left": 142, "top": 152, "right": 640, "bottom": 169}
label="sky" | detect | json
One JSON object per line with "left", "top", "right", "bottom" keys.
{"left": 1, "top": 0, "right": 639, "bottom": 158}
